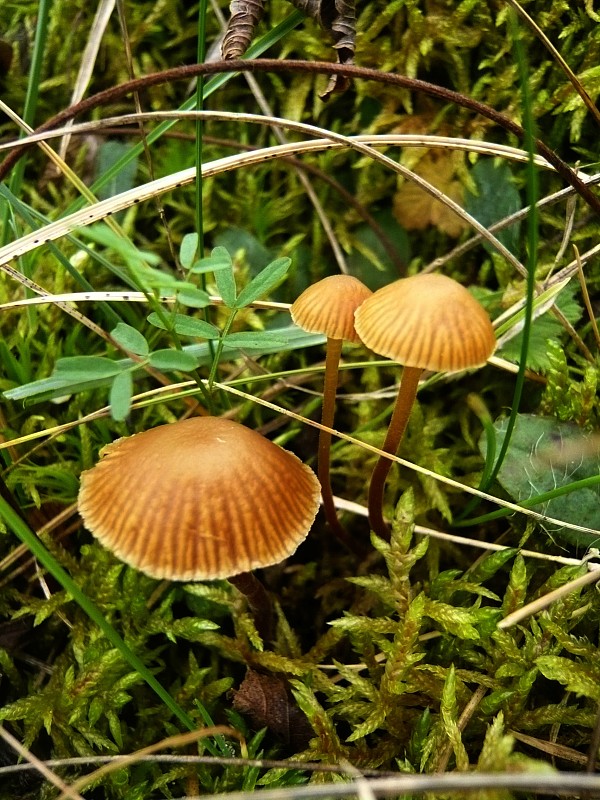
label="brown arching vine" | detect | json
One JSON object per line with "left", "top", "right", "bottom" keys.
{"left": 0, "top": 59, "right": 599, "bottom": 217}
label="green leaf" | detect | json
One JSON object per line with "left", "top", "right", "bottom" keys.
{"left": 467, "top": 548, "right": 519, "bottom": 584}
{"left": 148, "top": 350, "right": 198, "bottom": 371}
{"left": 129, "top": 263, "right": 195, "bottom": 292}
{"left": 110, "top": 323, "right": 149, "bottom": 356}
{"left": 95, "top": 141, "right": 139, "bottom": 203}
{"left": 109, "top": 371, "right": 133, "bottom": 421}
{"left": 176, "top": 288, "right": 211, "bottom": 308}
{"left": 222, "top": 331, "right": 290, "bottom": 349}
{"left": 235, "top": 257, "right": 291, "bottom": 308}
{"left": 440, "top": 665, "right": 469, "bottom": 770}
{"left": 180, "top": 233, "right": 199, "bottom": 269}
{"left": 480, "top": 413, "right": 600, "bottom": 545}
{"left": 81, "top": 224, "right": 161, "bottom": 269}
{"left": 465, "top": 160, "right": 521, "bottom": 255}
{"left": 2, "top": 327, "right": 323, "bottom": 404}
{"left": 214, "top": 259, "right": 237, "bottom": 307}
{"left": 54, "top": 356, "right": 122, "bottom": 380}
{"left": 498, "top": 283, "right": 582, "bottom": 371}
{"left": 191, "top": 246, "right": 233, "bottom": 274}
{"left": 502, "top": 555, "right": 528, "bottom": 618}
{"left": 423, "top": 598, "right": 480, "bottom": 640}
{"left": 537, "top": 656, "right": 600, "bottom": 701}
{"left": 171, "top": 618, "right": 221, "bottom": 638}
{"left": 147, "top": 312, "right": 220, "bottom": 339}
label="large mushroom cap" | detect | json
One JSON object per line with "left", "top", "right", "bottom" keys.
{"left": 354, "top": 273, "right": 496, "bottom": 372}
{"left": 78, "top": 417, "right": 321, "bottom": 581}
{"left": 291, "top": 275, "right": 373, "bottom": 344}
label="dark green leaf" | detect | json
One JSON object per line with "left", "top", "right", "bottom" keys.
{"left": 498, "top": 283, "right": 583, "bottom": 371}
{"left": 148, "top": 350, "right": 199, "bottom": 371}
{"left": 110, "top": 323, "right": 149, "bottom": 356}
{"left": 467, "top": 548, "right": 518, "bottom": 584}
{"left": 465, "top": 160, "right": 521, "bottom": 255}
{"left": 480, "top": 413, "right": 600, "bottom": 545}
{"left": 110, "top": 371, "right": 133, "bottom": 421}
{"left": 235, "top": 258, "right": 291, "bottom": 308}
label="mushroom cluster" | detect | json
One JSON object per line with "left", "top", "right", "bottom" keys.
{"left": 292, "top": 271, "right": 495, "bottom": 541}
{"left": 78, "top": 271, "right": 495, "bottom": 640}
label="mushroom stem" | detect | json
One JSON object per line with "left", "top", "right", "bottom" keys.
{"left": 228, "top": 572, "right": 273, "bottom": 643}
{"left": 367, "top": 365, "right": 423, "bottom": 539}
{"left": 319, "top": 338, "right": 363, "bottom": 555}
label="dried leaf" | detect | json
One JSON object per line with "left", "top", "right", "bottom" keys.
{"left": 222, "top": 0, "right": 266, "bottom": 59}
{"left": 286, "top": 0, "right": 356, "bottom": 98}
{"left": 393, "top": 150, "right": 467, "bottom": 238}
{"left": 232, "top": 669, "right": 312, "bottom": 748}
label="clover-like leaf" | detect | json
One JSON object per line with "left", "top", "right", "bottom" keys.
{"left": 148, "top": 350, "right": 198, "bottom": 371}
{"left": 179, "top": 233, "right": 199, "bottom": 270}
{"left": 109, "top": 371, "right": 133, "bottom": 421}
{"left": 147, "top": 312, "right": 220, "bottom": 339}
{"left": 110, "top": 323, "right": 149, "bottom": 356}
{"left": 235, "top": 257, "right": 291, "bottom": 308}
{"left": 54, "top": 356, "right": 122, "bottom": 380}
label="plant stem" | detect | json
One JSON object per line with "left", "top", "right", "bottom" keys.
{"left": 207, "top": 308, "right": 238, "bottom": 391}
{"left": 367, "top": 366, "right": 422, "bottom": 538}
{"left": 229, "top": 571, "right": 273, "bottom": 642}
{"left": 319, "top": 339, "right": 363, "bottom": 554}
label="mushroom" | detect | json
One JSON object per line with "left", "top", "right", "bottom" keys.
{"left": 78, "top": 416, "right": 321, "bottom": 640}
{"left": 354, "top": 273, "right": 496, "bottom": 538}
{"left": 290, "top": 275, "right": 372, "bottom": 552}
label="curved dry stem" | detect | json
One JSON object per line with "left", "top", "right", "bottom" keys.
{"left": 0, "top": 130, "right": 529, "bottom": 279}
{"left": 368, "top": 366, "right": 422, "bottom": 539}
{"left": 0, "top": 59, "right": 596, "bottom": 217}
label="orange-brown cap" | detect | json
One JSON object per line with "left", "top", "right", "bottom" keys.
{"left": 354, "top": 273, "right": 496, "bottom": 372}
{"left": 291, "top": 275, "right": 373, "bottom": 344}
{"left": 78, "top": 417, "right": 320, "bottom": 581}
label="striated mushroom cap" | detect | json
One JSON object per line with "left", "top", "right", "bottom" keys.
{"left": 354, "top": 273, "right": 496, "bottom": 372}
{"left": 78, "top": 417, "right": 321, "bottom": 581}
{"left": 291, "top": 275, "right": 373, "bottom": 344}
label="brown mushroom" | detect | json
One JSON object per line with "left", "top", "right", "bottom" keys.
{"left": 354, "top": 273, "right": 496, "bottom": 538}
{"left": 291, "top": 275, "right": 372, "bottom": 552}
{"left": 78, "top": 416, "right": 321, "bottom": 639}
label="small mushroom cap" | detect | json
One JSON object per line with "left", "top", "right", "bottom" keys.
{"left": 290, "top": 275, "right": 373, "bottom": 344}
{"left": 354, "top": 273, "right": 496, "bottom": 372}
{"left": 78, "top": 417, "right": 320, "bottom": 581}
